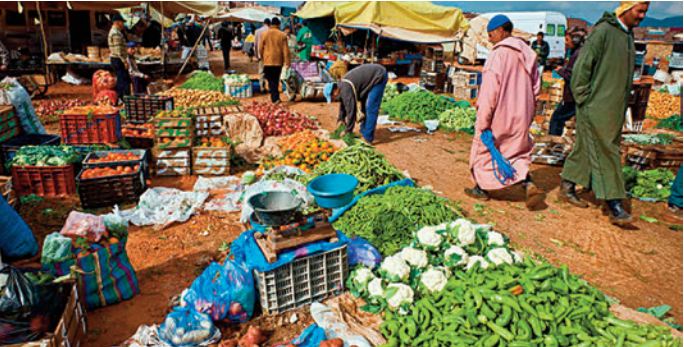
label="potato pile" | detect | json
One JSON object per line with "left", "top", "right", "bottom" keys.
{"left": 646, "top": 91, "right": 682, "bottom": 119}
{"left": 158, "top": 88, "right": 238, "bottom": 108}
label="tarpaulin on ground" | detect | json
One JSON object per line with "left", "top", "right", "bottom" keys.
{"left": 296, "top": 1, "right": 469, "bottom": 43}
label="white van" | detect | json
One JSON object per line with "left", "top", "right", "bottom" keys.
{"left": 477, "top": 11, "right": 568, "bottom": 62}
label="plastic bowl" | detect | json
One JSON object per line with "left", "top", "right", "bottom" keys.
{"left": 248, "top": 191, "right": 301, "bottom": 226}
{"left": 307, "top": 174, "right": 358, "bottom": 209}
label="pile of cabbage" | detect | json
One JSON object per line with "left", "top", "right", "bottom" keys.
{"left": 347, "top": 219, "right": 522, "bottom": 314}
{"left": 9, "top": 145, "right": 82, "bottom": 167}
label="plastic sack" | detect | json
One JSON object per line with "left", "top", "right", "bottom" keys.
{"left": 92, "top": 70, "right": 116, "bottom": 98}
{"left": 121, "top": 324, "right": 164, "bottom": 347}
{"left": 0, "top": 77, "right": 45, "bottom": 134}
{"left": 95, "top": 89, "right": 118, "bottom": 106}
{"left": 158, "top": 306, "right": 220, "bottom": 347}
{"left": 0, "top": 196, "right": 38, "bottom": 261}
{"left": 240, "top": 178, "right": 313, "bottom": 223}
{"left": 103, "top": 211, "right": 129, "bottom": 239}
{"left": 290, "top": 324, "right": 327, "bottom": 347}
{"left": 181, "top": 261, "right": 255, "bottom": 322}
{"left": 116, "top": 187, "right": 209, "bottom": 230}
{"left": 60, "top": 211, "right": 107, "bottom": 242}
{"left": 310, "top": 302, "right": 372, "bottom": 347}
{"left": 348, "top": 237, "right": 382, "bottom": 269}
{"left": 0, "top": 266, "right": 70, "bottom": 345}
{"left": 41, "top": 232, "right": 74, "bottom": 265}
{"left": 193, "top": 176, "right": 244, "bottom": 213}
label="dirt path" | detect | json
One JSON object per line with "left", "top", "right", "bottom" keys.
{"left": 26, "top": 51, "right": 681, "bottom": 346}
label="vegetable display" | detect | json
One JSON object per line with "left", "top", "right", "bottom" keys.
{"left": 259, "top": 137, "right": 336, "bottom": 174}
{"left": 158, "top": 88, "right": 239, "bottom": 108}
{"left": 382, "top": 83, "right": 400, "bottom": 106}
{"left": 623, "top": 167, "right": 675, "bottom": 201}
{"left": 223, "top": 74, "right": 251, "bottom": 86}
{"left": 378, "top": 259, "right": 681, "bottom": 347}
{"left": 333, "top": 185, "right": 462, "bottom": 255}
{"left": 243, "top": 102, "right": 318, "bottom": 136}
{"left": 34, "top": 98, "right": 86, "bottom": 124}
{"left": 195, "top": 137, "right": 230, "bottom": 148}
{"left": 656, "top": 114, "right": 683, "bottom": 132}
{"left": 623, "top": 133, "right": 675, "bottom": 145}
{"left": 10, "top": 145, "right": 81, "bottom": 167}
{"left": 80, "top": 165, "right": 141, "bottom": 179}
{"left": 647, "top": 91, "right": 681, "bottom": 120}
{"left": 382, "top": 90, "right": 454, "bottom": 122}
{"left": 312, "top": 144, "right": 404, "bottom": 193}
{"left": 122, "top": 123, "right": 154, "bottom": 138}
{"left": 156, "top": 110, "right": 192, "bottom": 119}
{"left": 180, "top": 71, "right": 224, "bottom": 92}
{"left": 438, "top": 107, "right": 477, "bottom": 133}
{"left": 86, "top": 152, "right": 141, "bottom": 163}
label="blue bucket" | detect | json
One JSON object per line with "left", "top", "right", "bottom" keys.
{"left": 307, "top": 174, "right": 358, "bottom": 209}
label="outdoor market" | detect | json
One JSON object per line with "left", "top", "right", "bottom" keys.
{"left": 0, "top": 0, "right": 683, "bottom": 346}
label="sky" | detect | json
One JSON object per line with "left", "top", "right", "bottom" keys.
{"left": 257, "top": 1, "right": 684, "bottom": 22}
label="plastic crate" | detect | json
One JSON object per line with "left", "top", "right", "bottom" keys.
{"left": 0, "top": 106, "right": 21, "bottom": 143}
{"left": 254, "top": 244, "right": 348, "bottom": 314}
{"left": 2, "top": 134, "right": 61, "bottom": 164}
{"left": 11, "top": 164, "right": 76, "bottom": 197}
{"left": 76, "top": 164, "right": 146, "bottom": 208}
{"left": 83, "top": 149, "right": 150, "bottom": 179}
{"left": 124, "top": 94, "right": 174, "bottom": 124}
{"left": 125, "top": 136, "right": 155, "bottom": 149}
{"left": 60, "top": 112, "right": 122, "bottom": 145}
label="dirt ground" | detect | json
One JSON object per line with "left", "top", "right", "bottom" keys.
{"left": 19, "top": 50, "right": 682, "bottom": 346}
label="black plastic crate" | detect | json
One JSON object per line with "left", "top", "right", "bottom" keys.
{"left": 124, "top": 94, "right": 174, "bottom": 124}
{"left": 76, "top": 164, "right": 146, "bottom": 208}
{"left": 2, "top": 134, "right": 61, "bottom": 173}
{"left": 124, "top": 136, "right": 155, "bottom": 150}
{"left": 83, "top": 149, "right": 150, "bottom": 179}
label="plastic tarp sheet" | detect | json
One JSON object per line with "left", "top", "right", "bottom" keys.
{"left": 115, "top": 187, "right": 209, "bottom": 230}
{"left": 215, "top": 8, "right": 277, "bottom": 23}
{"left": 0, "top": 2, "right": 219, "bottom": 17}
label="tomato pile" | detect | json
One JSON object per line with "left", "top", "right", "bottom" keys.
{"left": 259, "top": 138, "right": 336, "bottom": 174}
{"left": 122, "top": 123, "right": 154, "bottom": 138}
{"left": 80, "top": 165, "right": 140, "bottom": 179}
{"left": 87, "top": 152, "right": 141, "bottom": 163}
{"left": 244, "top": 102, "right": 318, "bottom": 136}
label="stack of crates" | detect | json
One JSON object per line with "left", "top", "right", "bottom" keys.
{"left": 420, "top": 46, "right": 446, "bottom": 92}
{"left": 191, "top": 106, "right": 239, "bottom": 176}
{"left": 153, "top": 110, "right": 193, "bottom": 176}
{"left": 452, "top": 71, "right": 481, "bottom": 100}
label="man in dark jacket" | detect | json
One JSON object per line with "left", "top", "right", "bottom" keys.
{"left": 218, "top": 22, "right": 233, "bottom": 71}
{"left": 324, "top": 64, "right": 388, "bottom": 144}
{"left": 531, "top": 32, "right": 550, "bottom": 69}
{"left": 560, "top": 1, "right": 649, "bottom": 225}
{"left": 548, "top": 27, "right": 587, "bottom": 136}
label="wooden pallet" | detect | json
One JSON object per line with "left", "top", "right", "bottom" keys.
{"left": 255, "top": 224, "right": 338, "bottom": 263}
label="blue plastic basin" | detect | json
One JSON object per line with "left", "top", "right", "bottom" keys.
{"left": 307, "top": 174, "right": 358, "bottom": 209}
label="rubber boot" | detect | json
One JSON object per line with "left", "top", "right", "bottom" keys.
{"left": 607, "top": 199, "right": 633, "bottom": 226}
{"left": 465, "top": 185, "right": 489, "bottom": 201}
{"left": 559, "top": 179, "right": 589, "bottom": 208}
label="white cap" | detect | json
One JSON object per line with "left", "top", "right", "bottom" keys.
{"left": 341, "top": 54, "right": 352, "bottom": 62}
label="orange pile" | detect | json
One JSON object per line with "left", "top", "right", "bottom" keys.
{"left": 196, "top": 137, "right": 229, "bottom": 148}
{"left": 122, "top": 123, "right": 154, "bottom": 138}
{"left": 259, "top": 138, "right": 336, "bottom": 174}
{"left": 81, "top": 165, "right": 140, "bottom": 179}
{"left": 87, "top": 152, "right": 141, "bottom": 163}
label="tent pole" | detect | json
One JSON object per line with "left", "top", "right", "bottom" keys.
{"left": 160, "top": 1, "right": 166, "bottom": 78}
{"left": 175, "top": 20, "right": 210, "bottom": 81}
{"left": 36, "top": 2, "right": 50, "bottom": 79}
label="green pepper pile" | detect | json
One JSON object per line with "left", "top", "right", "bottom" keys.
{"left": 380, "top": 259, "right": 681, "bottom": 347}
{"left": 382, "top": 90, "right": 454, "bottom": 122}
{"left": 179, "top": 71, "right": 224, "bottom": 92}
{"left": 623, "top": 167, "right": 675, "bottom": 201}
{"left": 312, "top": 144, "right": 404, "bottom": 194}
{"left": 656, "top": 114, "right": 683, "bottom": 132}
{"left": 333, "top": 186, "right": 462, "bottom": 255}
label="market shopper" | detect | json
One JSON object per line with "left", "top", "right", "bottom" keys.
{"left": 548, "top": 27, "right": 587, "bottom": 136}
{"left": 560, "top": 1, "right": 649, "bottom": 225}
{"left": 255, "top": 18, "right": 271, "bottom": 91}
{"left": 531, "top": 32, "right": 550, "bottom": 72}
{"left": 324, "top": 63, "right": 388, "bottom": 144}
{"left": 126, "top": 42, "right": 149, "bottom": 94}
{"left": 296, "top": 21, "right": 314, "bottom": 61}
{"left": 108, "top": 13, "right": 131, "bottom": 99}
{"left": 258, "top": 17, "right": 290, "bottom": 104}
{"left": 218, "top": 22, "right": 234, "bottom": 71}
{"left": 465, "top": 15, "right": 544, "bottom": 209}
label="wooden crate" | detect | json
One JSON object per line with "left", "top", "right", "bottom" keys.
{"left": 153, "top": 148, "right": 191, "bottom": 176}
{"left": 622, "top": 142, "right": 683, "bottom": 172}
{"left": 0, "top": 175, "right": 16, "bottom": 207}
{"left": 154, "top": 117, "right": 193, "bottom": 149}
{"left": 194, "top": 115, "right": 224, "bottom": 137}
{"left": 453, "top": 85, "right": 479, "bottom": 100}
{"left": 451, "top": 71, "right": 480, "bottom": 87}
{"left": 192, "top": 146, "right": 231, "bottom": 175}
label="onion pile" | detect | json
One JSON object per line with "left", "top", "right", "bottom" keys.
{"left": 34, "top": 98, "right": 86, "bottom": 124}
{"left": 243, "top": 102, "right": 318, "bottom": 136}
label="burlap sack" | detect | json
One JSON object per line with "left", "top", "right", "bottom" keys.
{"left": 224, "top": 113, "right": 263, "bottom": 149}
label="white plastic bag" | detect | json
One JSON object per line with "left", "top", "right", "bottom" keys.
{"left": 116, "top": 187, "right": 209, "bottom": 230}
{"left": 60, "top": 211, "right": 106, "bottom": 242}
{"left": 194, "top": 175, "right": 244, "bottom": 213}
{"left": 310, "top": 302, "right": 372, "bottom": 347}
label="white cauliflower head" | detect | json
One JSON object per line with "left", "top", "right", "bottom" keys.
{"left": 451, "top": 219, "right": 477, "bottom": 246}
{"left": 416, "top": 225, "right": 443, "bottom": 249}
{"left": 380, "top": 254, "right": 411, "bottom": 281}
{"left": 352, "top": 267, "right": 375, "bottom": 287}
{"left": 444, "top": 245, "right": 469, "bottom": 267}
{"left": 487, "top": 231, "right": 506, "bottom": 246}
{"left": 385, "top": 283, "right": 414, "bottom": 309}
{"left": 511, "top": 250, "right": 524, "bottom": 263}
{"left": 486, "top": 248, "right": 514, "bottom": 266}
{"left": 420, "top": 267, "right": 448, "bottom": 293}
{"left": 367, "top": 277, "right": 385, "bottom": 298}
{"left": 399, "top": 247, "right": 428, "bottom": 268}
{"left": 466, "top": 255, "right": 489, "bottom": 270}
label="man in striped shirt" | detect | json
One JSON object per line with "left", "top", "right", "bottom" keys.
{"left": 108, "top": 13, "right": 130, "bottom": 100}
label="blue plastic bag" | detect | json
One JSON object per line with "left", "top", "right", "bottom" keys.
{"left": 181, "top": 261, "right": 255, "bottom": 322}
{"left": 348, "top": 237, "right": 382, "bottom": 269}
{"left": 291, "top": 324, "right": 327, "bottom": 347}
{"left": 158, "top": 306, "right": 220, "bottom": 347}
{"left": 0, "top": 196, "right": 38, "bottom": 260}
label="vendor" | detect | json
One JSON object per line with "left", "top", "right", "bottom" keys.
{"left": 108, "top": 13, "right": 131, "bottom": 100}
{"left": 295, "top": 21, "right": 313, "bottom": 61}
{"left": 126, "top": 42, "right": 149, "bottom": 94}
{"left": 329, "top": 54, "right": 352, "bottom": 81}
{"left": 324, "top": 63, "right": 388, "bottom": 144}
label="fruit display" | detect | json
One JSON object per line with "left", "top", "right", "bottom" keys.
{"left": 155, "top": 110, "right": 192, "bottom": 119}
{"left": 259, "top": 137, "right": 337, "bottom": 174}
{"left": 34, "top": 98, "right": 87, "bottom": 124}
{"left": 196, "top": 137, "right": 229, "bottom": 148}
{"left": 277, "top": 130, "right": 319, "bottom": 152}
{"left": 122, "top": 123, "right": 154, "bottom": 138}
{"left": 243, "top": 102, "right": 318, "bottom": 136}
{"left": 63, "top": 105, "right": 120, "bottom": 116}
{"left": 86, "top": 152, "right": 142, "bottom": 163}
{"left": 646, "top": 91, "right": 682, "bottom": 120}
{"left": 158, "top": 88, "right": 239, "bottom": 108}
{"left": 80, "top": 165, "right": 140, "bottom": 179}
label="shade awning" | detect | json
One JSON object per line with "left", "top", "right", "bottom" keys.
{"left": 215, "top": 8, "right": 277, "bottom": 23}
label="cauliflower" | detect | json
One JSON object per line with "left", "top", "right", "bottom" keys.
{"left": 444, "top": 245, "right": 469, "bottom": 267}
{"left": 416, "top": 225, "right": 442, "bottom": 249}
{"left": 385, "top": 283, "right": 414, "bottom": 309}
{"left": 380, "top": 255, "right": 411, "bottom": 282}
{"left": 487, "top": 248, "right": 514, "bottom": 266}
{"left": 466, "top": 255, "right": 489, "bottom": 270}
{"left": 451, "top": 219, "right": 476, "bottom": 246}
{"left": 420, "top": 267, "right": 448, "bottom": 293}
{"left": 487, "top": 231, "right": 506, "bottom": 246}
{"left": 352, "top": 267, "right": 375, "bottom": 288}
{"left": 399, "top": 247, "right": 428, "bottom": 268}
{"left": 511, "top": 250, "right": 524, "bottom": 263}
{"left": 367, "top": 278, "right": 385, "bottom": 298}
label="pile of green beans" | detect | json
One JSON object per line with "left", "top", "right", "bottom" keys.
{"left": 333, "top": 186, "right": 462, "bottom": 255}
{"left": 380, "top": 259, "right": 681, "bottom": 347}
{"left": 312, "top": 144, "right": 405, "bottom": 194}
